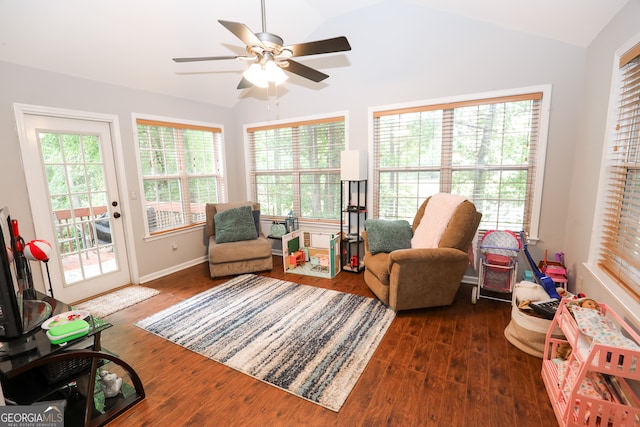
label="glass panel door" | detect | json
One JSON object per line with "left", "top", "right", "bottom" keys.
{"left": 17, "top": 108, "right": 130, "bottom": 303}
{"left": 40, "top": 131, "right": 117, "bottom": 284}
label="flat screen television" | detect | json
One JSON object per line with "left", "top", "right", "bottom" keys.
{"left": 0, "top": 207, "right": 51, "bottom": 341}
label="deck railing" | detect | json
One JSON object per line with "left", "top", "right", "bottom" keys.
{"left": 53, "top": 206, "right": 109, "bottom": 254}
{"left": 54, "top": 203, "right": 209, "bottom": 253}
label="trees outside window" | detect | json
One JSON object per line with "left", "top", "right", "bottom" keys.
{"left": 135, "top": 118, "right": 226, "bottom": 234}
{"left": 247, "top": 115, "right": 346, "bottom": 222}
{"left": 372, "top": 90, "right": 548, "bottom": 236}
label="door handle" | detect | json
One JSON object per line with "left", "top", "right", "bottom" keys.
{"left": 113, "top": 212, "right": 121, "bottom": 219}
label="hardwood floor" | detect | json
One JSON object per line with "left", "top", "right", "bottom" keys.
{"left": 103, "top": 256, "right": 557, "bottom": 426}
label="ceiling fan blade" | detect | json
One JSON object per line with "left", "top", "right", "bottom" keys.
{"left": 284, "top": 36, "right": 351, "bottom": 57}
{"left": 173, "top": 55, "right": 242, "bottom": 62}
{"left": 218, "top": 20, "right": 264, "bottom": 49}
{"left": 282, "top": 60, "right": 329, "bottom": 83}
{"left": 237, "top": 77, "right": 253, "bottom": 90}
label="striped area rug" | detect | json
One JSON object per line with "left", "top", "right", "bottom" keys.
{"left": 135, "top": 274, "right": 395, "bottom": 411}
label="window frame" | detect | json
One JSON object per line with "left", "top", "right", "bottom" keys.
{"left": 132, "top": 114, "right": 227, "bottom": 237}
{"left": 244, "top": 112, "right": 349, "bottom": 225}
{"left": 368, "top": 85, "right": 552, "bottom": 239}
{"left": 587, "top": 35, "right": 640, "bottom": 307}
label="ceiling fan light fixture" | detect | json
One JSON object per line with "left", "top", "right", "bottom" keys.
{"left": 265, "top": 60, "right": 288, "bottom": 85}
{"left": 243, "top": 63, "right": 269, "bottom": 88}
{"left": 243, "top": 60, "right": 288, "bottom": 88}
{"left": 174, "top": 3, "right": 351, "bottom": 91}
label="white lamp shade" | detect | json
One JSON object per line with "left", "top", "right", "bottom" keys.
{"left": 340, "top": 150, "right": 368, "bottom": 181}
{"left": 243, "top": 63, "right": 269, "bottom": 88}
{"left": 265, "top": 61, "right": 288, "bottom": 85}
{"left": 243, "top": 61, "right": 289, "bottom": 88}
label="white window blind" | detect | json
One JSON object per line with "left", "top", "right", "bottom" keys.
{"left": 247, "top": 116, "right": 345, "bottom": 221}
{"left": 598, "top": 42, "right": 640, "bottom": 302}
{"left": 373, "top": 92, "right": 542, "bottom": 234}
{"left": 136, "top": 118, "right": 226, "bottom": 234}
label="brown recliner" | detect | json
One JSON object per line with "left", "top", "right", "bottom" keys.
{"left": 362, "top": 197, "right": 481, "bottom": 311}
{"left": 205, "top": 201, "right": 273, "bottom": 278}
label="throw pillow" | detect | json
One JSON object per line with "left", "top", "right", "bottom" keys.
{"left": 214, "top": 205, "right": 259, "bottom": 243}
{"left": 252, "top": 209, "right": 261, "bottom": 234}
{"left": 365, "top": 219, "right": 413, "bottom": 254}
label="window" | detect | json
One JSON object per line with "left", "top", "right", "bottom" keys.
{"left": 134, "top": 117, "right": 226, "bottom": 234}
{"left": 246, "top": 115, "right": 346, "bottom": 222}
{"left": 596, "top": 42, "right": 640, "bottom": 302}
{"left": 372, "top": 89, "right": 548, "bottom": 236}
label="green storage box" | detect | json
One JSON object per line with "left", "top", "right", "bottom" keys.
{"left": 46, "top": 319, "right": 90, "bottom": 345}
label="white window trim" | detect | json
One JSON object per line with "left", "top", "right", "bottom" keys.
{"left": 585, "top": 32, "right": 640, "bottom": 319}
{"left": 131, "top": 113, "right": 227, "bottom": 239}
{"left": 367, "top": 85, "right": 552, "bottom": 241}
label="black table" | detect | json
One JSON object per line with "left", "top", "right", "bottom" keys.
{"left": 0, "top": 292, "right": 144, "bottom": 426}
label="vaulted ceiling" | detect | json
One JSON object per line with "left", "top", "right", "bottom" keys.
{"left": 0, "top": 0, "right": 630, "bottom": 108}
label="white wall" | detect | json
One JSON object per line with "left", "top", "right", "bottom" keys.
{"left": 0, "top": 61, "right": 234, "bottom": 285}
{"left": 564, "top": 0, "right": 640, "bottom": 327}
{"left": 234, "top": 2, "right": 585, "bottom": 265}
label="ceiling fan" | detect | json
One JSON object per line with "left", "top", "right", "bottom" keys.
{"left": 172, "top": 0, "right": 352, "bottom": 89}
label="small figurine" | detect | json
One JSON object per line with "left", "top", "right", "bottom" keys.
{"left": 100, "top": 370, "right": 122, "bottom": 398}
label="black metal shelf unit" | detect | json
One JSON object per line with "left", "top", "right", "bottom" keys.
{"left": 340, "top": 180, "right": 367, "bottom": 273}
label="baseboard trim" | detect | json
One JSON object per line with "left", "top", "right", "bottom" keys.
{"left": 137, "top": 259, "right": 481, "bottom": 286}
{"left": 138, "top": 256, "right": 207, "bottom": 284}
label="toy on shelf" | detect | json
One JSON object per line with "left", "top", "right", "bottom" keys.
{"left": 99, "top": 370, "right": 122, "bottom": 398}
{"left": 539, "top": 250, "right": 569, "bottom": 291}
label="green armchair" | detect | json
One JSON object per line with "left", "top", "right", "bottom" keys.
{"left": 362, "top": 196, "right": 481, "bottom": 311}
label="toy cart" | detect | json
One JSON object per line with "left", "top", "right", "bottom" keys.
{"left": 472, "top": 230, "right": 521, "bottom": 304}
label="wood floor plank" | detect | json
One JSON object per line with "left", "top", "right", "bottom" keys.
{"left": 446, "top": 342, "right": 469, "bottom": 385}
{"left": 469, "top": 309, "right": 490, "bottom": 353}
{"left": 422, "top": 373, "right": 447, "bottom": 425}
{"left": 391, "top": 332, "right": 419, "bottom": 368}
{"left": 489, "top": 392, "right": 517, "bottom": 427}
{"left": 358, "top": 360, "right": 403, "bottom": 426}
{"left": 92, "top": 257, "right": 557, "bottom": 426}
{"left": 403, "top": 315, "right": 426, "bottom": 338}
{"left": 426, "top": 342, "right": 451, "bottom": 379}
{"left": 463, "top": 361, "right": 491, "bottom": 427}
{"left": 442, "top": 379, "right": 467, "bottom": 427}
{"left": 407, "top": 339, "right": 433, "bottom": 374}
{"left": 434, "top": 317, "right": 456, "bottom": 345}
{"left": 335, "top": 357, "right": 386, "bottom": 422}
{"left": 386, "top": 368, "right": 429, "bottom": 427}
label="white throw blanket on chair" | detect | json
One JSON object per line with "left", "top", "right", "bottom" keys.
{"left": 411, "top": 193, "right": 467, "bottom": 249}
